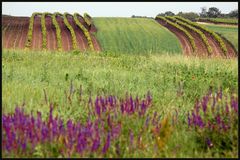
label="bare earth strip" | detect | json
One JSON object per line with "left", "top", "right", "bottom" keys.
{"left": 56, "top": 15, "right": 72, "bottom": 51}
{"left": 4, "top": 17, "right": 18, "bottom": 48}
{"left": 156, "top": 19, "right": 192, "bottom": 56}
{"left": 45, "top": 16, "right": 57, "bottom": 50}
{"left": 67, "top": 15, "right": 87, "bottom": 51}
{"left": 17, "top": 17, "right": 30, "bottom": 49}
{"left": 32, "top": 16, "right": 43, "bottom": 50}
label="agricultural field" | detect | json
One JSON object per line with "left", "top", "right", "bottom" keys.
{"left": 93, "top": 17, "right": 182, "bottom": 54}
{"left": 1, "top": 12, "right": 239, "bottom": 158}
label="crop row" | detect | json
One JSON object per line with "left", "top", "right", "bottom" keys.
{"left": 52, "top": 12, "right": 63, "bottom": 51}
{"left": 73, "top": 13, "right": 94, "bottom": 51}
{"left": 175, "top": 16, "right": 228, "bottom": 56}
{"left": 63, "top": 12, "right": 78, "bottom": 50}
{"left": 166, "top": 16, "right": 213, "bottom": 56}
{"left": 155, "top": 16, "right": 196, "bottom": 53}
{"left": 25, "top": 12, "right": 42, "bottom": 49}
{"left": 41, "top": 13, "right": 51, "bottom": 50}
{"left": 83, "top": 13, "right": 92, "bottom": 27}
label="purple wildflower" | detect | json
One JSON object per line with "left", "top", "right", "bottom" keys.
{"left": 102, "top": 132, "right": 111, "bottom": 154}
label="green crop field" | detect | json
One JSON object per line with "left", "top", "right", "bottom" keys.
{"left": 93, "top": 17, "right": 182, "bottom": 55}
{"left": 201, "top": 23, "right": 238, "bottom": 51}
{"left": 2, "top": 49, "right": 238, "bottom": 158}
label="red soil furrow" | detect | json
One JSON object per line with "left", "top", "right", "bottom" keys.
{"left": 76, "top": 15, "right": 101, "bottom": 52}
{"left": 222, "top": 38, "right": 237, "bottom": 58}
{"left": 3, "top": 17, "right": 19, "bottom": 48}
{"left": 32, "top": 16, "right": 42, "bottom": 50}
{"left": 156, "top": 19, "right": 192, "bottom": 56}
{"left": 203, "top": 33, "right": 223, "bottom": 57}
{"left": 17, "top": 17, "right": 30, "bottom": 49}
{"left": 56, "top": 15, "right": 72, "bottom": 51}
{"left": 67, "top": 15, "right": 87, "bottom": 51}
{"left": 45, "top": 16, "right": 57, "bottom": 50}
{"left": 180, "top": 26, "right": 209, "bottom": 56}
{"left": 77, "top": 15, "right": 89, "bottom": 30}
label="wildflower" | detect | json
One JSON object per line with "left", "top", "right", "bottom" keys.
{"left": 102, "top": 132, "right": 111, "bottom": 154}
{"left": 206, "top": 138, "right": 213, "bottom": 148}
{"left": 95, "top": 97, "right": 101, "bottom": 117}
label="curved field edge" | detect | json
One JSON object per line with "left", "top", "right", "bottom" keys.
{"left": 93, "top": 17, "right": 182, "bottom": 55}
{"left": 201, "top": 23, "right": 238, "bottom": 52}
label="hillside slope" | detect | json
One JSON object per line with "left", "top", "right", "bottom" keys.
{"left": 93, "top": 17, "right": 182, "bottom": 54}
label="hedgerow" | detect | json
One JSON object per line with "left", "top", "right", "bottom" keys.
{"left": 83, "top": 12, "right": 92, "bottom": 26}
{"left": 156, "top": 16, "right": 196, "bottom": 54}
{"left": 25, "top": 12, "right": 42, "bottom": 49}
{"left": 175, "top": 16, "right": 228, "bottom": 57}
{"left": 63, "top": 12, "right": 78, "bottom": 50}
{"left": 52, "top": 12, "right": 63, "bottom": 51}
{"left": 166, "top": 16, "right": 213, "bottom": 56}
{"left": 73, "top": 13, "right": 94, "bottom": 51}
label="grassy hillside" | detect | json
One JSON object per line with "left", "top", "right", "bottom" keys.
{"left": 93, "top": 17, "right": 182, "bottom": 54}
{"left": 201, "top": 23, "right": 238, "bottom": 51}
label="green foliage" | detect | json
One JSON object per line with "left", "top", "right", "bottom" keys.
{"left": 83, "top": 12, "right": 92, "bottom": 26}
{"left": 52, "top": 12, "right": 63, "bottom": 51}
{"left": 94, "top": 17, "right": 182, "bottom": 54}
{"left": 156, "top": 16, "right": 196, "bottom": 53}
{"left": 165, "top": 16, "right": 213, "bottom": 56}
{"left": 63, "top": 12, "right": 78, "bottom": 50}
{"left": 2, "top": 49, "right": 238, "bottom": 158}
{"left": 175, "top": 16, "right": 228, "bottom": 56}
{"left": 176, "top": 12, "right": 199, "bottom": 21}
{"left": 73, "top": 13, "right": 94, "bottom": 51}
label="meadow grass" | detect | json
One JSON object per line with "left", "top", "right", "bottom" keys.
{"left": 93, "top": 17, "right": 182, "bottom": 54}
{"left": 202, "top": 23, "right": 238, "bottom": 51}
{"left": 2, "top": 49, "right": 238, "bottom": 158}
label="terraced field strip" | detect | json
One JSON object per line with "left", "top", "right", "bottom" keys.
{"left": 75, "top": 13, "right": 101, "bottom": 51}
{"left": 45, "top": 14, "right": 57, "bottom": 50}
{"left": 56, "top": 14, "right": 73, "bottom": 51}
{"left": 17, "top": 18, "right": 30, "bottom": 49}
{"left": 202, "top": 23, "right": 238, "bottom": 55}
{"left": 63, "top": 12, "right": 78, "bottom": 50}
{"left": 175, "top": 16, "right": 230, "bottom": 57}
{"left": 165, "top": 16, "right": 212, "bottom": 56}
{"left": 52, "top": 12, "right": 63, "bottom": 51}
{"left": 66, "top": 13, "right": 87, "bottom": 51}
{"left": 155, "top": 16, "right": 195, "bottom": 56}
{"left": 74, "top": 13, "right": 96, "bottom": 51}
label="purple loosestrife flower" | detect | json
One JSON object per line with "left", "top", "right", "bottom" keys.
{"left": 129, "top": 129, "right": 134, "bottom": 146}
{"left": 225, "top": 103, "right": 229, "bottom": 114}
{"left": 120, "top": 101, "right": 124, "bottom": 114}
{"left": 231, "top": 96, "right": 238, "bottom": 112}
{"left": 111, "top": 122, "right": 121, "bottom": 139}
{"left": 102, "top": 132, "right": 111, "bottom": 154}
{"left": 145, "top": 114, "right": 150, "bottom": 129}
{"left": 95, "top": 97, "right": 101, "bottom": 117}
{"left": 147, "top": 91, "right": 152, "bottom": 105}
{"left": 91, "top": 137, "right": 101, "bottom": 152}
{"left": 202, "top": 96, "right": 208, "bottom": 115}
{"left": 215, "top": 114, "right": 221, "bottom": 125}
{"left": 206, "top": 138, "right": 213, "bottom": 148}
{"left": 187, "top": 112, "right": 192, "bottom": 127}
{"left": 152, "top": 111, "right": 157, "bottom": 125}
